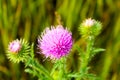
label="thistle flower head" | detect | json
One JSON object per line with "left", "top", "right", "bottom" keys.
{"left": 79, "top": 18, "right": 102, "bottom": 37}
{"left": 7, "top": 39, "right": 30, "bottom": 63}
{"left": 9, "top": 39, "right": 21, "bottom": 53}
{"left": 38, "top": 25, "right": 73, "bottom": 60}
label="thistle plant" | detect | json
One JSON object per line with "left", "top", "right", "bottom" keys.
{"left": 78, "top": 18, "right": 104, "bottom": 80}
{"left": 38, "top": 25, "right": 73, "bottom": 79}
{"left": 6, "top": 19, "right": 104, "bottom": 80}
{"left": 68, "top": 18, "right": 105, "bottom": 80}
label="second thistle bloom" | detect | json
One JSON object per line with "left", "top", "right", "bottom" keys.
{"left": 7, "top": 39, "right": 30, "bottom": 63}
{"left": 38, "top": 25, "right": 73, "bottom": 59}
{"left": 9, "top": 40, "right": 21, "bottom": 53}
{"left": 79, "top": 18, "right": 102, "bottom": 37}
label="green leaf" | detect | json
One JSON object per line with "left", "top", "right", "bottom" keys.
{"left": 91, "top": 48, "right": 105, "bottom": 58}
{"left": 86, "top": 73, "right": 101, "bottom": 80}
{"left": 25, "top": 68, "right": 44, "bottom": 79}
{"left": 30, "top": 43, "right": 35, "bottom": 59}
{"left": 93, "top": 48, "right": 105, "bottom": 53}
{"left": 67, "top": 73, "right": 82, "bottom": 78}
{"left": 25, "top": 68, "right": 34, "bottom": 74}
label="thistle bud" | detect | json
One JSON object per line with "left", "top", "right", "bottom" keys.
{"left": 79, "top": 18, "right": 102, "bottom": 37}
{"left": 7, "top": 39, "right": 30, "bottom": 63}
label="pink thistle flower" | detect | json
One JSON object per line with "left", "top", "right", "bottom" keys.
{"left": 38, "top": 25, "right": 73, "bottom": 60}
{"left": 9, "top": 39, "right": 21, "bottom": 53}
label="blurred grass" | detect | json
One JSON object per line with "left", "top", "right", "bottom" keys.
{"left": 0, "top": 0, "right": 120, "bottom": 80}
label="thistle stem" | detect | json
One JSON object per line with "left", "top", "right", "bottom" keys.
{"left": 79, "top": 36, "right": 95, "bottom": 80}
{"left": 25, "top": 58, "right": 53, "bottom": 80}
{"left": 51, "top": 57, "right": 66, "bottom": 80}
{"left": 59, "top": 57, "right": 66, "bottom": 80}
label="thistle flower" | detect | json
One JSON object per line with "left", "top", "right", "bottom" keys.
{"left": 7, "top": 39, "right": 30, "bottom": 63}
{"left": 79, "top": 18, "right": 102, "bottom": 37}
{"left": 9, "top": 39, "right": 21, "bottom": 53}
{"left": 38, "top": 25, "right": 73, "bottom": 60}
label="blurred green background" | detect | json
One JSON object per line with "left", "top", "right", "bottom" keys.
{"left": 0, "top": 0, "right": 120, "bottom": 80}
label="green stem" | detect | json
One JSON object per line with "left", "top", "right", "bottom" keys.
{"left": 79, "top": 36, "right": 95, "bottom": 80}
{"left": 25, "top": 58, "right": 53, "bottom": 80}
{"left": 51, "top": 57, "right": 66, "bottom": 80}
{"left": 59, "top": 57, "right": 66, "bottom": 80}
{"left": 31, "top": 59, "right": 53, "bottom": 80}
{"left": 86, "top": 36, "right": 94, "bottom": 64}
{"left": 24, "top": 44, "right": 53, "bottom": 80}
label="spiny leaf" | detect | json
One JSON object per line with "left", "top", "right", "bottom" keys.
{"left": 93, "top": 48, "right": 105, "bottom": 53}
{"left": 90, "top": 48, "right": 105, "bottom": 58}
